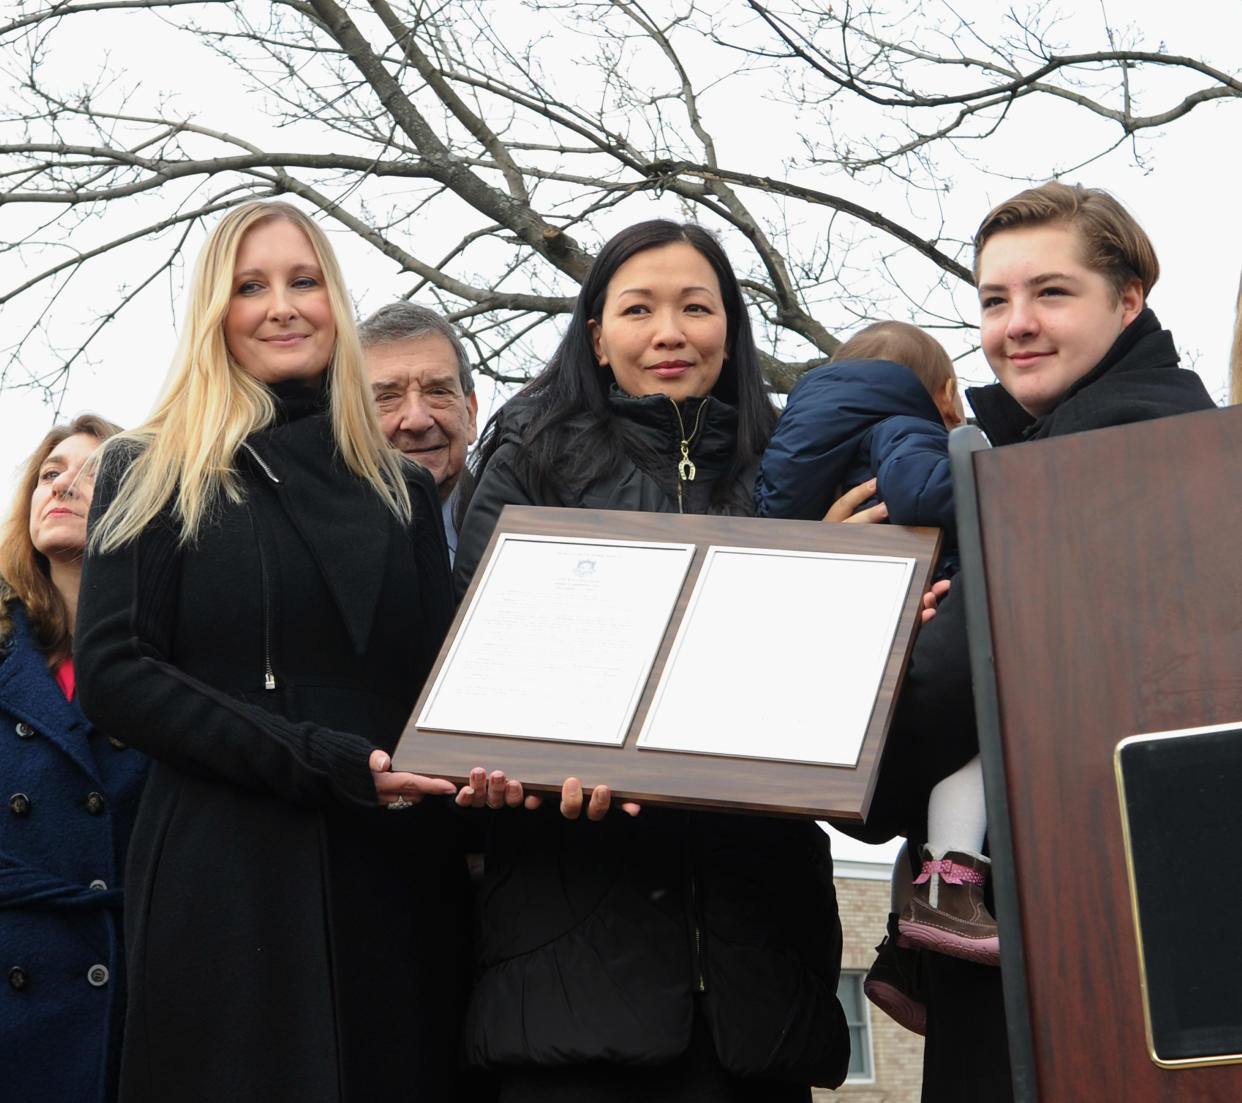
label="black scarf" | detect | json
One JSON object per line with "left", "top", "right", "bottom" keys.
{"left": 243, "top": 382, "right": 395, "bottom": 656}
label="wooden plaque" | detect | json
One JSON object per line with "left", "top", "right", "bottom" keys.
{"left": 394, "top": 506, "right": 941, "bottom": 819}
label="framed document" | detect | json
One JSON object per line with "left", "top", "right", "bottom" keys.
{"left": 418, "top": 534, "right": 695, "bottom": 748}
{"left": 394, "top": 506, "right": 941, "bottom": 819}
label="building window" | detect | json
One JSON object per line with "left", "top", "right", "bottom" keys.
{"left": 838, "top": 970, "right": 874, "bottom": 1081}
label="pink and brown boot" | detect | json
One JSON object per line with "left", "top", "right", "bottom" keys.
{"left": 897, "top": 848, "right": 1000, "bottom": 966}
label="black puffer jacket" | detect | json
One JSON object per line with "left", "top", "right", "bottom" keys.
{"left": 455, "top": 388, "right": 752, "bottom": 591}
{"left": 455, "top": 389, "right": 851, "bottom": 1089}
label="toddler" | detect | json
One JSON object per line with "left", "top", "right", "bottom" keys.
{"left": 757, "top": 321, "right": 998, "bottom": 1032}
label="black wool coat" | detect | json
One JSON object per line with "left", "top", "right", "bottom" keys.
{"left": 75, "top": 389, "right": 472, "bottom": 1103}
{"left": 456, "top": 389, "right": 851, "bottom": 1093}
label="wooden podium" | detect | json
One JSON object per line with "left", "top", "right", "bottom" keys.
{"left": 950, "top": 405, "right": 1242, "bottom": 1103}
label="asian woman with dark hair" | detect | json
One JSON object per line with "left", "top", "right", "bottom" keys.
{"left": 454, "top": 220, "right": 851, "bottom": 1102}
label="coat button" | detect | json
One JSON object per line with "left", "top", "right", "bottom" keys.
{"left": 8, "top": 793, "right": 31, "bottom": 817}
{"left": 8, "top": 966, "right": 28, "bottom": 991}
{"left": 89, "top": 879, "right": 108, "bottom": 891}
{"left": 85, "top": 792, "right": 105, "bottom": 816}
{"left": 86, "top": 965, "right": 109, "bottom": 987}
{"left": 15, "top": 722, "right": 35, "bottom": 739}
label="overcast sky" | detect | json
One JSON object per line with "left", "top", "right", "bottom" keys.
{"left": 2, "top": 0, "right": 1239, "bottom": 513}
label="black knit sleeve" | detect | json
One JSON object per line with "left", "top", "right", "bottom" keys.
{"left": 75, "top": 448, "right": 381, "bottom": 808}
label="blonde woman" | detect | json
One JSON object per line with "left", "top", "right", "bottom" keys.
{"left": 76, "top": 202, "right": 473, "bottom": 1102}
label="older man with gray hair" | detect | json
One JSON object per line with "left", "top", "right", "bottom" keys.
{"left": 360, "top": 302, "right": 479, "bottom": 563}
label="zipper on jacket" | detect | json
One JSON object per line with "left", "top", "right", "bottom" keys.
{"left": 249, "top": 509, "right": 277, "bottom": 692}
{"left": 242, "top": 445, "right": 280, "bottom": 691}
{"left": 692, "top": 878, "right": 706, "bottom": 993}
{"left": 261, "top": 576, "right": 276, "bottom": 691}
{"left": 666, "top": 397, "right": 708, "bottom": 514}
{"left": 242, "top": 442, "right": 282, "bottom": 484}
{"left": 686, "top": 831, "right": 707, "bottom": 993}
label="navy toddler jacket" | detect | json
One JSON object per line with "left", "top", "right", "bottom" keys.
{"left": 756, "top": 358, "right": 957, "bottom": 570}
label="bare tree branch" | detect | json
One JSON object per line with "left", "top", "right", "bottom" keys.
{"left": 0, "top": 0, "right": 1235, "bottom": 401}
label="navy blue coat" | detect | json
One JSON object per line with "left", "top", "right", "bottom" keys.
{"left": 756, "top": 359, "right": 956, "bottom": 567}
{"left": 0, "top": 602, "right": 148, "bottom": 1102}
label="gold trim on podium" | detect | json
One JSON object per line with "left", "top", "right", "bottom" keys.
{"left": 1115, "top": 723, "right": 1242, "bottom": 1070}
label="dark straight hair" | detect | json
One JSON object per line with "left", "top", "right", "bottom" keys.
{"left": 467, "top": 220, "right": 777, "bottom": 510}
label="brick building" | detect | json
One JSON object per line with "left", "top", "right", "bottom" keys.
{"left": 813, "top": 832, "right": 923, "bottom": 1103}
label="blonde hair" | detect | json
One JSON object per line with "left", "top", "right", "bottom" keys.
{"left": 1, "top": 414, "right": 122, "bottom": 665}
{"left": 832, "top": 321, "right": 957, "bottom": 400}
{"left": 91, "top": 201, "right": 410, "bottom": 551}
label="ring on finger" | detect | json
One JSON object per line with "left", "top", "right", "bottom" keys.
{"left": 388, "top": 795, "right": 413, "bottom": 811}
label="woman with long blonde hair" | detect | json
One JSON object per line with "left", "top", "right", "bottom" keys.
{"left": 1, "top": 414, "right": 146, "bottom": 1103}
{"left": 76, "top": 201, "right": 473, "bottom": 1102}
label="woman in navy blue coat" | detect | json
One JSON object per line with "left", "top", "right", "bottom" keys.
{"left": 0, "top": 414, "right": 148, "bottom": 1102}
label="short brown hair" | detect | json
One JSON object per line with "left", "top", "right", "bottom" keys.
{"left": 832, "top": 320, "right": 956, "bottom": 399}
{"left": 0, "top": 414, "right": 122, "bottom": 664}
{"left": 973, "top": 181, "right": 1159, "bottom": 300}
